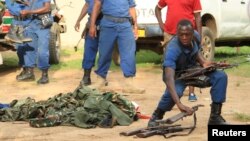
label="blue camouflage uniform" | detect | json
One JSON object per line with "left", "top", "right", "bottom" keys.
{"left": 82, "top": 0, "right": 101, "bottom": 70}
{"left": 157, "top": 31, "right": 228, "bottom": 112}
{"left": 95, "top": 0, "right": 137, "bottom": 78}
{"left": 5, "top": 0, "right": 32, "bottom": 67}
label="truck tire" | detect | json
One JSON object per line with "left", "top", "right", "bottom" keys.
{"left": 49, "top": 23, "right": 61, "bottom": 64}
{"left": 112, "top": 43, "right": 120, "bottom": 66}
{"left": 0, "top": 53, "right": 3, "bottom": 65}
{"left": 201, "top": 27, "right": 215, "bottom": 61}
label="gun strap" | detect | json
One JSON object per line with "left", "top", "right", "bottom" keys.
{"left": 162, "top": 112, "right": 197, "bottom": 138}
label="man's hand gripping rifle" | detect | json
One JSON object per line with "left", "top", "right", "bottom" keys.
{"left": 120, "top": 104, "right": 204, "bottom": 138}
{"left": 176, "top": 58, "right": 250, "bottom": 88}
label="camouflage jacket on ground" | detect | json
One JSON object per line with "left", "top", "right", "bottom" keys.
{"left": 0, "top": 85, "right": 136, "bottom": 128}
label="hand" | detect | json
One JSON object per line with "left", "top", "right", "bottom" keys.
{"left": 20, "top": 10, "right": 29, "bottom": 18}
{"left": 89, "top": 25, "right": 97, "bottom": 38}
{"left": 74, "top": 22, "right": 80, "bottom": 32}
{"left": 133, "top": 26, "right": 138, "bottom": 40}
{"left": 216, "top": 61, "right": 230, "bottom": 67}
{"left": 177, "top": 103, "right": 194, "bottom": 116}
{"left": 160, "top": 23, "right": 165, "bottom": 32}
{"left": 202, "top": 61, "right": 216, "bottom": 68}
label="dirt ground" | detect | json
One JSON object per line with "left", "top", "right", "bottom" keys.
{"left": 0, "top": 51, "right": 250, "bottom": 141}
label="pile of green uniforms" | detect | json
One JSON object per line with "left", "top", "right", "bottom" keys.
{"left": 0, "top": 85, "right": 137, "bottom": 128}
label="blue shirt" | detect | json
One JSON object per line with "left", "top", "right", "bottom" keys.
{"left": 5, "top": 0, "right": 26, "bottom": 16}
{"left": 31, "top": 0, "right": 50, "bottom": 12}
{"left": 163, "top": 31, "right": 201, "bottom": 71}
{"left": 99, "top": 0, "right": 136, "bottom": 18}
{"left": 85, "top": 0, "right": 94, "bottom": 14}
{"left": 85, "top": 0, "right": 101, "bottom": 26}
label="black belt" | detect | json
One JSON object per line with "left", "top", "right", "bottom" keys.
{"left": 103, "top": 15, "right": 129, "bottom": 23}
{"left": 13, "top": 16, "right": 32, "bottom": 21}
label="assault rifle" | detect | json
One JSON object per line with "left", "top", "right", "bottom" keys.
{"left": 177, "top": 63, "right": 235, "bottom": 81}
{"left": 175, "top": 59, "right": 250, "bottom": 88}
{"left": 120, "top": 104, "right": 204, "bottom": 138}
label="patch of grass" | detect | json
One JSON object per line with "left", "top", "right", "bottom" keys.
{"left": 2, "top": 46, "right": 250, "bottom": 77}
{"left": 51, "top": 59, "right": 82, "bottom": 70}
{"left": 50, "top": 47, "right": 83, "bottom": 71}
{"left": 214, "top": 46, "right": 250, "bottom": 77}
{"left": 51, "top": 47, "right": 121, "bottom": 71}
{"left": 136, "top": 50, "right": 162, "bottom": 65}
{"left": 60, "top": 47, "right": 74, "bottom": 57}
{"left": 0, "top": 51, "right": 19, "bottom": 71}
{"left": 233, "top": 112, "right": 250, "bottom": 122}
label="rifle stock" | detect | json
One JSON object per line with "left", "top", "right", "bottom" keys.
{"left": 156, "top": 104, "right": 204, "bottom": 124}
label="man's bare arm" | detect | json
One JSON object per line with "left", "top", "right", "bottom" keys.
{"left": 74, "top": 3, "right": 89, "bottom": 32}
{"left": 165, "top": 67, "right": 194, "bottom": 115}
{"left": 21, "top": 2, "right": 50, "bottom": 16}
{"left": 89, "top": 0, "right": 101, "bottom": 38}
{"left": 194, "top": 12, "right": 202, "bottom": 36}
{"left": 197, "top": 52, "right": 215, "bottom": 68}
{"left": 155, "top": 5, "right": 164, "bottom": 32}
{"left": 129, "top": 7, "right": 138, "bottom": 39}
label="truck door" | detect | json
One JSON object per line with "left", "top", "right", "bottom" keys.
{"left": 220, "top": 0, "right": 244, "bottom": 38}
{"left": 238, "top": 0, "right": 250, "bottom": 37}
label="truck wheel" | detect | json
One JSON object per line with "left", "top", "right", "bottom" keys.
{"left": 0, "top": 53, "right": 3, "bottom": 65}
{"left": 49, "top": 23, "right": 61, "bottom": 64}
{"left": 112, "top": 43, "right": 120, "bottom": 66}
{"left": 201, "top": 27, "right": 215, "bottom": 61}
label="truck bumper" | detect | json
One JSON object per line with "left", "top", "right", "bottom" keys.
{"left": 138, "top": 24, "right": 163, "bottom": 37}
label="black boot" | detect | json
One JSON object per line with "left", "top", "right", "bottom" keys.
{"left": 80, "top": 69, "right": 91, "bottom": 86}
{"left": 16, "top": 67, "right": 35, "bottom": 81}
{"left": 208, "top": 103, "right": 230, "bottom": 125}
{"left": 4, "top": 25, "right": 23, "bottom": 44}
{"left": 147, "top": 108, "right": 165, "bottom": 127}
{"left": 37, "top": 69, "right": 49, "bottom": 84}
{"left": 16, "top": 67, "right": 27, "bottom": 80}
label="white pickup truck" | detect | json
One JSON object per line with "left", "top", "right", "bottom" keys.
{"left": 134, "top": 0, "right": 250, "bottom": 61}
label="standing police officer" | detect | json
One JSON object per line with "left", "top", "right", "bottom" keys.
{"left": 16, "top": 0, "right": 52, "bottom": 84}
{"left": 5, "top": 0, "right": 34, "bottom": 81}
{"left": 89, "top": 0, "right": 145, "bottom": 94}
{"left": 74, "top": 0, "right": 102, "bottom": 86}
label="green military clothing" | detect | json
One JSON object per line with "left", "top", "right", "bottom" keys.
{"left": 0, "top": 85, "right": 136, "bottom": 128}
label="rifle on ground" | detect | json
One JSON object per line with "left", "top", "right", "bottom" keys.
{"left": 120, "top": 104, "right": 204, "bottom": 138}
{"left": 155, "top": 104, "right": 204, "bottom": 124}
